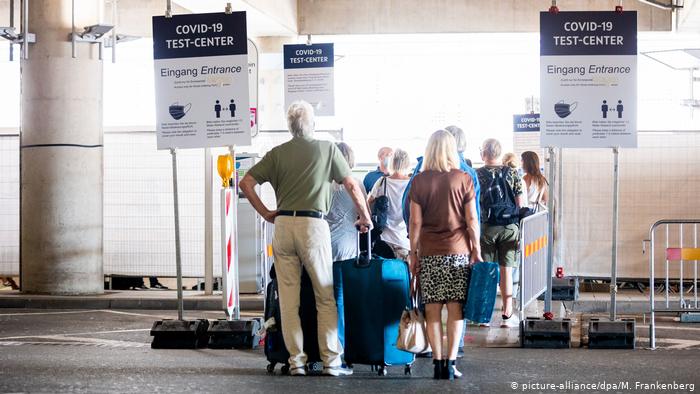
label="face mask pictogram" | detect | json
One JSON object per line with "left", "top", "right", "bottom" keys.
{"left": 554, "top": 101, "right": 577, "bottom": 119}
{"left": 169, "top": 102, "right": 192, "bottom": 120}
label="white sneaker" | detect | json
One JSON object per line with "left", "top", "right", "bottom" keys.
{"left": 290, "top": 366, "right": 307, "bottom": 376}
{"left": 322, "top": 366, "right": 353, "bottom": 376}
{"left": 500, "top": 314, "right": 520, "bottom": 328}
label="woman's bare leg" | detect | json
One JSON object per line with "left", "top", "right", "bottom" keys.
{"left": 424, "top": 303, "right": 444, "bottom": 360}
{"left": 445, "top": 302, "right": 464, "bottom": 360}
{"left": 500, "top": 266, "right": 513, "bottom": 317}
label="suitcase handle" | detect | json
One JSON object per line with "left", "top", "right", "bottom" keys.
{"left": 355, "top": 226, "right": 371, "bottom": 268}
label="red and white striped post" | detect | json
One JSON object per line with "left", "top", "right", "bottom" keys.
{"left": 219, "top": 149, "right": 239, "bottom": 320}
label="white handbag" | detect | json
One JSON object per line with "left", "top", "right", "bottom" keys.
{"left": 396, "top": 277, "right": 431, "bottom": 354}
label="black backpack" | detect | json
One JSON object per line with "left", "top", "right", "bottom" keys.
{"left": 480, "top": 166, "right": 519, "bottom": 226}
{"left": 371, "top": 177, "right": 390, "bottom": 233}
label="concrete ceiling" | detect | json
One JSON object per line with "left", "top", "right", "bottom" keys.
{"left": 677, "top": 0, "right": 700, "bottom": 32}
{"left": 0, "top": 0, "right": 697, "bottom": 38}
{"left": 173, "top": 0, "right": 297, "bottom": 37}
{"left": 298, "top": 0, "right": 676, "bottom": 34}
{"left": 0, "top": 0, "right": 296, "bottom": 39}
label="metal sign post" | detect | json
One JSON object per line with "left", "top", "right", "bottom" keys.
{"left": 204, "top": 148, "right": 213, "bottom": 295}
{"left": 588, "top": 146, "right": 634, "bottom": 349}
{"left": 544, "top": 146, "right": 555, "bottom": 315}
{"left": 557, "top": 147, "right": 564, "bottom": 267}
{"left": 170, "top": 148, "right": 184, "bottom": 321}
{"left": 610, "top": 147, "right": 620, "bottom": 321}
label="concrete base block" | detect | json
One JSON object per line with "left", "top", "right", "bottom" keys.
{"left": 538, "top": 277, "right": 579, "bottom": 301}
{"left": 520, "top": 317, "right": 572, "bottom": 349}
{"left": 150, "top": 319, "right": 209, "bottom": 349}
{"left": 207, "top": 319, "right": 262, "bottom": 349}
{"left": 588, "top": 318, "right": 635, "bottom": 349}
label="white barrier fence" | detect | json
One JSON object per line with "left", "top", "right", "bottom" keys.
{"left": 0, "top": 132, "right": 223, "bottom": 278}
{"left": 518, "top": 211, "right": 549, "bottom": 320}
{"left": 0, "top": 135, "right": 19, "bottom": 276}
{"left": 5, "top": 131, "right": 695, "bottom": 282}
{"left": 647, "top": 220, "right": 700, "bottom": 349}
{"left": 0, "top": 131, "right": 326, "bottom": 282}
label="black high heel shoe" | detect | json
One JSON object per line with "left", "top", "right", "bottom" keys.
{"left": 433, "top": 359, "right": 443, "bottom": 380}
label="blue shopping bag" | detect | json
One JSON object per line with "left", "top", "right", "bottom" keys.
{"left": 464, "top": 262, "right": 500, "bottom": 323}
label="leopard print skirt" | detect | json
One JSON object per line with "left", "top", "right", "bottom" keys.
{"left": 419, "top": 254, "right": 469, "bottom": 304}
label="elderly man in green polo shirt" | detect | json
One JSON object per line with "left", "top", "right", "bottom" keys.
{"left": 240, "top": 101, "right": 371, "bottom": 377}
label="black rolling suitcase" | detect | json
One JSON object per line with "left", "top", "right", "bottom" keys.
{"left": 336, "top": 231, "right": 414, "bottom": 376}
{"left": 264, "top": 266, "right": 322, "bottom": 374}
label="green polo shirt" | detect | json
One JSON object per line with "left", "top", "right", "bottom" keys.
{"left": 247, "top": 136, "right": 351, "bottom": 213}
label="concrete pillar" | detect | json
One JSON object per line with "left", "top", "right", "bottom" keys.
{"left": 20, "top": 0, "right": 104, "bottom": 294}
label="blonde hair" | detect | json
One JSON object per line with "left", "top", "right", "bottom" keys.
{"left": 502, "top": 152, "right": 517, "bottom": 169}
{"left": 481, "top": 138, "right": 502, "bottom": 161}
{"left": 391, "top": 149, "right": 411, "bottom": 176}
{"left": 423, "top": 130, "right": 460, "bottom": 172}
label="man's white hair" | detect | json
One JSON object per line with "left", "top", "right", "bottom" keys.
{"left": 287, "top": 101, "right": 315, "bottom": 138}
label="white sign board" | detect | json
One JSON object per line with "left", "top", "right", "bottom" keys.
{"left": 540, "top": 11, "right": 637, "bottom": 148}
{"left": 284, "top": 43, "right": 335, "bottom": 116}
{"left": 152, "top": 12, "right": 251, "bottom": 150}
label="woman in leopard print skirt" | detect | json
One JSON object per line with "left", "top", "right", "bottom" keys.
{"left": 408, "top": 130, "right": 481, "bottom": 381}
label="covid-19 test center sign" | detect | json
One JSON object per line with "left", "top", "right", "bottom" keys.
{"left": 152, "top": 12, "right": 251, "bottom": 150}
{"left": 540, "top": 11, "right": 637, "bottom": 148}
{"left": 284, "top": 43, "right": 335, "bottom": 116}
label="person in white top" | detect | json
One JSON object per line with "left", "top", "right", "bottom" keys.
{"left": 521, "top": 151, "right": 548, "bottom": 211}
{"left": 326, "top": 142, "right": 368, "bottom": 262}
{"left": 368, "top": 149, "right": 412, "bottom": 261}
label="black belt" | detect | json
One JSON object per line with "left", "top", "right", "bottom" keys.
{"left": 278, "top": 210, "right": 326, "bottom": 220}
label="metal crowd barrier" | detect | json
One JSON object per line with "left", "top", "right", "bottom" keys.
{"left": 518, "top": 211, "right": 549, "bottom": 321}
{"left": 648, "top": 219, "right": 700, "bottom": 349}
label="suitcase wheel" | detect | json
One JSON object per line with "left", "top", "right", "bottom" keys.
{"left": 404, "top": 365, "right": 412, "bottom": 376}
{"left": 377, "top": 365, "right": 387, "bottom": 376}
{"left": 280, "top": 364, "right": 290, "bottom": 375}
{"left": 307, "top": 361, "right": 323, "bottom": 373}
{"left": 266, "top": 363, "right": 276, "bottom": 374}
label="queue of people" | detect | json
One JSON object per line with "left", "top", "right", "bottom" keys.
{"left": 242, "top": 100, "right": 549, "bottom": 380}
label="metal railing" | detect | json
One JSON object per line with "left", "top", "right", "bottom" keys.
{"left": 518, "top": 211, "right": 550, "bottom": 321}
{"left": 648, "top": 219, "right": 700, "bottom": 349}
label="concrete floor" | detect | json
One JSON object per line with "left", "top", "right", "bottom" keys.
{"left": 0, "top": 309, "right": 698, "bottom": 393}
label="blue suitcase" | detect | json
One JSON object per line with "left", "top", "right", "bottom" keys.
{"left": 336, "top": 232, "right": 414, "bottom": 376}
{"left": 464, "top": 261, "right": 500, "bottom": 323}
